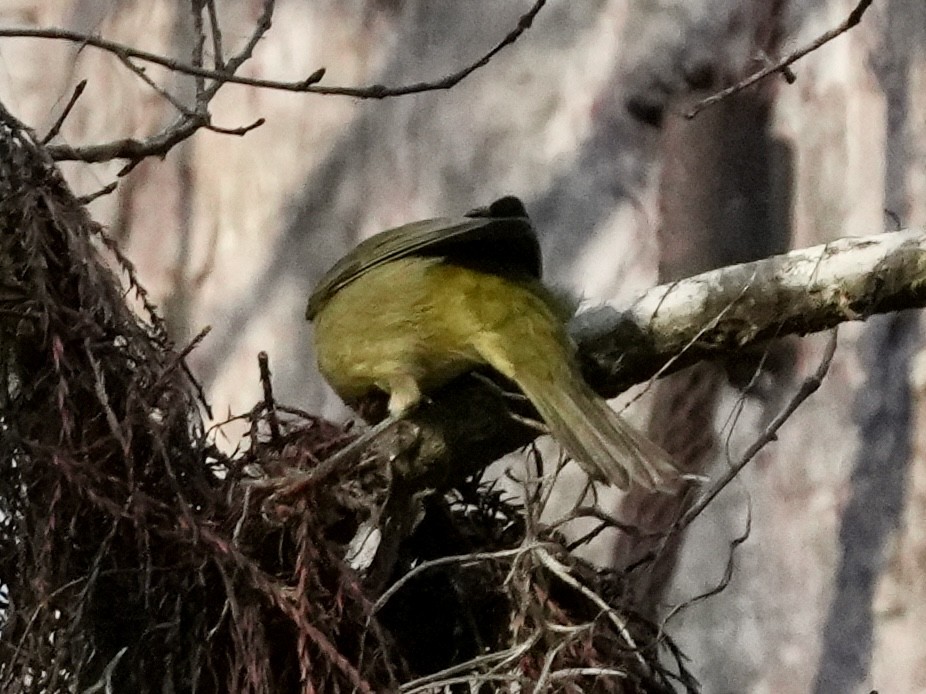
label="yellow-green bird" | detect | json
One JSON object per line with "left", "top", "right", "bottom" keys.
{"left": 306, "top": 196, "right": 677, "bottom": 491}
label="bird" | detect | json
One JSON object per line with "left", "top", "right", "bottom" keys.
{"left": 306, "top": 196, "right": 677, "bottom": 491}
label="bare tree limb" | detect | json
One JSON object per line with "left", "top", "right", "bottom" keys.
{"left": 4, "top": 0, "right": 546, "bottom": 171}
{"left": 1, "top": 0, "right": 545, "bottom": 99}
{"left": 575, "top": 227, "right": 926, "bottom": 395}
{"left": 36, "top": 0, "right": 280, "bottom": 173}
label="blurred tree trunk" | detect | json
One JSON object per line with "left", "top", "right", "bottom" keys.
{"left": 613, "top": 1, "right": 794, "bottom": 612}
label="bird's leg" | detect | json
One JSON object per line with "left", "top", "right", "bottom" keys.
{"left": 308, "top": 372, "right": 423, "bottom": 491}
{"left": 264, "top": 415, "right": 402, "bottom": 494}
{"left": 345, "top": 373, "right": 430, "bottom": 590}
{"left": 386, "top": 372, "right": 424, "bottom": 416}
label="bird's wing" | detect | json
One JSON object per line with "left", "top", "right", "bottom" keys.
{"left": 306, "top": 212, "right": 540, "bottom": 320}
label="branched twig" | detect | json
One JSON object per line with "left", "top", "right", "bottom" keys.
{"left": 35, "top": 0, "right": 279, "bottom": 172}
{"left": 554, "top": 505, "right": 659, "bottom": 551}
{"left": 48, "top": 115, "right": 202, "bottom": 173}
{"left": 660, "top": 503, "right": 752, "bottom": 629}
{"left": 3, "top": 0, "right": 549, "bottom": 179}
{"left": 534, "top": 547, "right": 647, "bottom": 672}
{"left": 4, "top": 0, "right": 544, "bottom": 99}
{"left": 686, "top": 0, "right": 874, "bottom": 117}
{"left": 673, "top": 329, "right": 838, "bottom": 534}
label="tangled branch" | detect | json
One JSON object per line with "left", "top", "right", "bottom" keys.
{"left": 0, "top": 99, "right": 689, "bottom": 693}
{"left": 0, "top": 0, "right": 548, "bottom": 174}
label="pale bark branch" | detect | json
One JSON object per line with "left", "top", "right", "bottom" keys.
{"left": 576, "top": 228, "right": 926, "bottom": 395}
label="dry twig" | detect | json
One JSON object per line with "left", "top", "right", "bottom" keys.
{"left": 686, "top": 0, "right": 874, "bottom": 117}
{"left": 1, "top": 0, "right": 548, "bottom": 173}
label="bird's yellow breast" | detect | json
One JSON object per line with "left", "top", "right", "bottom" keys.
{"left": 310, "top": 256, "right": 569, "bottom": 404}
{"left": 313, "top": 257, "right": 474, "bottom": 401}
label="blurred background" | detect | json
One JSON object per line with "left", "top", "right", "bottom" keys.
{"left": 1, "top": 0, "right": 924, "bottom": 691}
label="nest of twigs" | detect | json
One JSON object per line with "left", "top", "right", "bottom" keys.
{"left": 0, "top": 108, "right": 696, "bottom": 693}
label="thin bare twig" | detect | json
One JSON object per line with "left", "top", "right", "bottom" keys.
{"left": 534, "top": 547, "right": 646, "bottom": 672}
{"left": 76, "top": 181, "right": 118, "bottom": 204}
{"left": 257, "top": 351, "right": 281, "bottom": 444}
{"left": 217, "top": 0, "right": 274, "bottom": 82}
{"left": 661, "top": 502, "right": 752, "bottom": 629}
{"left": 41, "top": 79, "right": 87, "bottom": 144}
{"left": 204, "top": 0, "right": 225, "bottom": 69}
{"left": 207, "top": 118, "right": 264, "bottom": 136}
{"left": 686, "top": 0, "right": 874, "bottom": 117}
{"left": 190, "top": 0, "right": 208, "bottom": 105}
{"left": 673, "top": 329, "right": 838, "bottom": 534}
{"left": 373, "top": 544, "right": 546, "bottom": 614}
{"left": 115, "top": 51, "right": 195, "bottom": 116}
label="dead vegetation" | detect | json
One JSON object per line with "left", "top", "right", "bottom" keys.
{"left": 0, "top": 104, "right": 695, "bottom": 693}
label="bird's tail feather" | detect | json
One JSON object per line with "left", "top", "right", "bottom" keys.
{"left": 526, "top": 373, "right": 678, "bottom": 491}
{"left": 465, "top": 290, "right": 678, "bottom": 491}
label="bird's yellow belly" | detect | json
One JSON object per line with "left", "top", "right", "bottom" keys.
{"left": 311, "top": 257, "right": 481, "bottom": 402}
